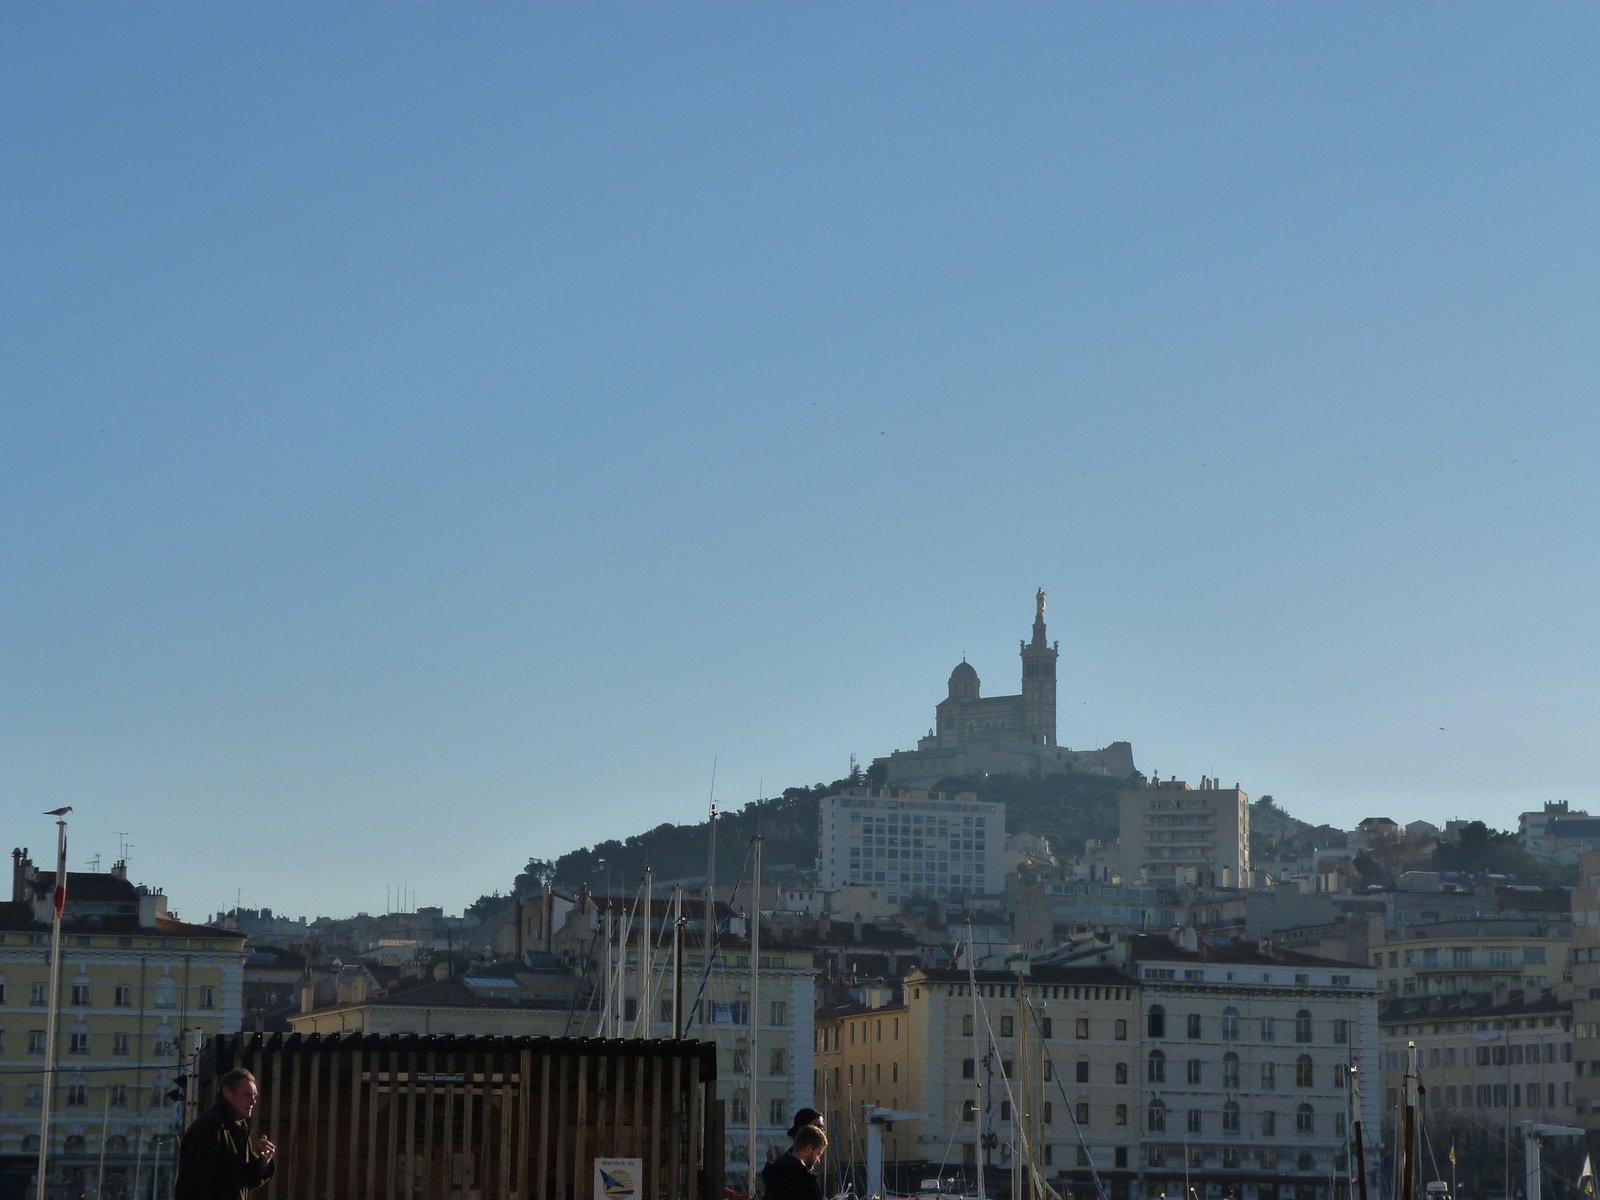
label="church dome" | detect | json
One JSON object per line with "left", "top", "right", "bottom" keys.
{"left": 948, "top": 660, "right": 980, "bottom": 700}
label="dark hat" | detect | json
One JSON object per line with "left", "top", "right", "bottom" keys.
{"left": 786, "top": 1107, "right": 824, "bottom": 1138}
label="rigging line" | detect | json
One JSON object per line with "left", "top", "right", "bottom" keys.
{"left": 967, "top": 961, "right": 1045, "bottom": 1200}
{"left": 1026, "top": 995, "right": 1109, "bottom": 1200}
{"left": 565, "top": 916, "right": 608, "bottom": 1037}
{"left": 680, "top": 839, "right": 755, "bottom": 1037}
{"left": 1423, "top": 1097, "right": 1587, "bottom": 1197}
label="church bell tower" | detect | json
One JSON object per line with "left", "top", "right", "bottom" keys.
{"left": 1019, "top": 588, "right": 1059, "bottom": 747}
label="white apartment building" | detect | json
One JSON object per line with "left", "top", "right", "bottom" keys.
{"left": 1130, "top": 934, "right": 1380, "bottom": 1200}
{"left": 817, "top": 787, "right": 1006, "bottom": 906}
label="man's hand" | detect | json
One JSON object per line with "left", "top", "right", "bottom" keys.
{"left": 256, "top": 1135, "right": 276, "bottom": 1164}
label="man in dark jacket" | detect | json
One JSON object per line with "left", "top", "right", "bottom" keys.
{"left": 175, "top": 1067, "right": 277, "bottom": 1200}
{"left": 760, "top": 1123, "right": 827, "bottom": 1200}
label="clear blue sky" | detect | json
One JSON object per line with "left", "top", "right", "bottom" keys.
{"left": 4, "top": 4, "right": 1597, "bottom": 922}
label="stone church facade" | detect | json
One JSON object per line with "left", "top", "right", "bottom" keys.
{"left": 874, "top": 591, "right": 1138, "bottom": 788}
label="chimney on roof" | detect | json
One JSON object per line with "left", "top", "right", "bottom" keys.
{"left": 12, "top": 848, "right": 28, "bottom": 904}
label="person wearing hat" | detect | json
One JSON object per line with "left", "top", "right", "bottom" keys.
{"left": 786, "top": 1108, "right": 823, "bottom": 1139}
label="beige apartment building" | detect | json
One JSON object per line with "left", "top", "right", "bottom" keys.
{"left": 815, "top": 964, "right": 1142, "bottom": 1199}
{"left": 1569, "top": 851, "right": 1600, "bottom": 1126}
{"left": 1378, "top": 986, "right": 1573, "bottom": 1195}
{"left": 1368, "top": 918, "right": 1568, "bottom": 1000}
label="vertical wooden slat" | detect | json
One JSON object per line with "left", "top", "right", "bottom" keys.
{"left": 347, "top": 1042, "right": 364, "bottom": 1200}
{"left": 307, "top": 1044, "right": 322, "bottom": 1200}
{"left": 324, "top": 1042, "right": 342, "bottom": 1200}
{"left": 385, "top": 1043, "right": 400, "bottom": 1200}
{"left": 535, "top": 1049, "right": 552, "bottom": 1200}
{"left": 649, "top": 1053, "right": 664, "bottom": 1200}
{"left": 503, "top": 1045, "right": 520, "bottom": 1200}
{"left": 286, "top": 1043, "right": 303, "bottom": 1200}
{"left": 553, "top": 1051, "right": 569, "bottom": 1200}
{"left": 403, "top": 1057, "right": 417, "bottom": 1200}
{"left": 421, "top": 1044, "right": 436, "bottom": 1200}
{"left": 513, "top": 1043, "right": 530, "bottom": 1200}
{"left": 365, "top": 1042, "right": 382, "bottom": 1200}
{"left": 667, "top": 1054, "right": 682, "bottom": 1200}
{"left": 461, "top": 1042, "right": 475, "bottom": 1198}
{"left": 632, "top": 1051, "right": 645, "bottom": 1162}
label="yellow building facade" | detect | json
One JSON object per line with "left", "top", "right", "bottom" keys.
{"left": 1, "top": 852, "right": 245, "bottom": 1200}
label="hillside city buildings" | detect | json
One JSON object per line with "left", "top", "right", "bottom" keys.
{"left": 9, "top": 598, "right": 1599, "bottom": 1200}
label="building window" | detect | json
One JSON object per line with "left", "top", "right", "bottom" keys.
{"left": 1043, "top": 1102, "right": 1053, "bottom": 1124}
{"left": 1261, "top": 1015, "right": 1275, "bottom": 1041}
{"left": 1115, "top": 1062, "right": 1128, "bottom": 1085}
{"left": 30, "top": 984, "right": 48, "bottom": 1007}
{"left": 1262, "top": 1061, "right": 1276, "bottom": 1090}
{"left": 1296, "top": 1103, "right": 1314, "bottom": 1134}
{"left": 1076, "top": 1060, "right": 1089, "bottom": 1084}
{"left": 113, "top": 1032, "right": 130, "bottom": 1056}
{"left": 1115, "top": 1104, "right": 1128, "bottom": 1126}
{"left": 1334, "top": 1018, "right": 1349, "bottom": 1044}
{"left": 1223, "top": 1052, "right": 1240, "bottom": 1089}
{"left": 1186, "top": 1058, "right": 1202, "bottom": 1085}
{"left": 1076, "top": 1101, "right": 1089, "bottom": 1125}
{"left": 154, "top": 979, "right": 177, "bottom": 1009}
{"left": 963, "top": 1058, "right": 975, "bottom": 1079}
{"left": 1295, "top": 1009, "right": 1313, "bottom": 1042}
{"left": 70, "top": 984, "right": 90, "bottom": 1007}
{"left": 1261, "top": 1110, "right": 1276, "bottom": 1137}
{"left": 1075, "top": 1017, "right": 1089, "bottom": 1039}
{"left": 769, "top": 1098, "right": 785, "bottom": 1125}
{"left": 69, "top": 1031, "right": 90, "bottom": 1055}
{"left": 1222, "top": 1007, "right": 1239, "bottom": 1040}
{"left": 1000, "top": 1100, "right": 1011, "bottom": 1121}
{"left": 1148, "top": 1050, "right": 1166, "bottom": 1083}
{"left": 1148, "top": 1006, "right": 1165, "bottom": 1038}
{"left": 109, "top": 1085, "right": 128, "bottom": 1108}
{"left": 771, "top": 1000, "right": 786, "bottom": 1025}
{"left": 115, "top": 985, "right": 132, "bottom": 1008}
{"left": 769, "top": 1048, "right": 785, "bottom": 1075}
{"left": 1115, "top": 1018, "right": 1127, "bottom": 1041}
{"left": 1186, "top": 1013, "right": 1202, "bottom": 1039}
{"left": 66, "top": 1083, "right": 88, "bottom": 1108}
{"left": 1297, "top": 1055, "right": 1315, "bottom": 1087}
{"left": 1148, "top": 1099, "right": 1167, "bottom": 1132}
{"left": 29, "top": 1030, "right": 45, "bottom": 1055}
{"left": 1223, "top": 1101, "right": 1241, "bottom": 1135}
{"left": 1000, "top": 1015, "right": 1013, "bottom": 1037}
{"left": 963, "top": 1015, "right": 974, "bottom": 1036}
{"left": 1187, "top": 1108, "right": 1202, "bottom": 1134}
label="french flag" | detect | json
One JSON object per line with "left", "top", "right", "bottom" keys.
{"left": 53, "top": 831, "right": 67, "bottom": 920}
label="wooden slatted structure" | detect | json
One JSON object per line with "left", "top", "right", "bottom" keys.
{"left": 202, "top": 1032, "right": 724, "bottom": 1200}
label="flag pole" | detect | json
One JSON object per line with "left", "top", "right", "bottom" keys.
{"left": 35, "top": 811, "right": 70, "bottom": 1200}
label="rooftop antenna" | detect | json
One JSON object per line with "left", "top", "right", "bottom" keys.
{"left": 115, "top": 832, "right": 132, "bottom": 863}
{"left": 89, "top": 854, "right": 102, "bottom": 873}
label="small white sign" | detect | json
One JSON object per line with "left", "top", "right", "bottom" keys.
{"left": 595, "top": 1157, "right": 642, "bottom": 1200}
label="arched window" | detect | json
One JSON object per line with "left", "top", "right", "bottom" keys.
{"left": 107, "top": 1136, "right": 129, "bottom": 1153}
{"left": 1296, "top": 1103, "right": 1314, "bottom": 1134}
{"left": 1148, "top": 1049, "right": 1166, "bottom": 1083}
{"left": 1115, "top": 1104, "right": 1128, "bottom": 1126}
{"left": 1295, "top": 1008, "right": 1313, "bottom": 1042}
{"left": 1222, "top": 1006, "right": 1240, "bottom": 1040}
{"left": 1223, "top": 1100, "right": 1241, "bottom": 1135}
{"left": 1222, "top": 1052, "right": 1240, "bottom": 1089}
{"left": 1148, "top": 1099, "right": 1167, "bottom": 1133}
{"left": 1148, "top": 1004, "right": 1166, "bottom": 1038}
{"left": 1296, "top": 1054, "right": 1315, "bottom": 1088}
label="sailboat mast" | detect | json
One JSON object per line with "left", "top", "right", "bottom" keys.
{"left": 639, "top": 867, "right": 652, "bottom": 1037}
{"left": 747, "top": 834, "right": 762, "bottom": 1196}
{"left": 1398, "top": 1041, "right": 1420, "bottom": 1200}
{"left": 1350, "top": 1063, "right": 1368, "bottom": 1200}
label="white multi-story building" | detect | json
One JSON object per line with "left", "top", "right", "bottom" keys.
{"left": 817, "top": 787, "right": 1006, "bottom": 905}
{"left": 1130, "top": 933, "right": 1380, "bottom": 1200}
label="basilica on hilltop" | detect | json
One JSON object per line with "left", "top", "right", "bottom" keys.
{"left": 872, "top": 590, "right": 1138, "bottom": 789}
